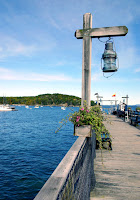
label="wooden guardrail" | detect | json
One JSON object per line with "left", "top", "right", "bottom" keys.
{"left": 129, "top": 111, "right": 140, "bottom": 126}
{"left": 34, "top": 132, "right": 96, "bottom": 200}
{"left": 116, "top": 110, "right": 140, "bottom": 126}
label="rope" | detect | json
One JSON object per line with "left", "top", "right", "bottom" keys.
{"left": 98, "top": 37, "right": 112, "bottom": 43}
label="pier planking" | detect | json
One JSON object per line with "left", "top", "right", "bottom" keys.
{"left": 90, "top": 114, "right": 140, "bottom": 200}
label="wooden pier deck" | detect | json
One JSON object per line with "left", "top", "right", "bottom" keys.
{"left": 90, "top": 114, "right": 140, "bottom": 200}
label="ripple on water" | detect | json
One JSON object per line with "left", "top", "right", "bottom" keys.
{"left": 0, "top": 106, "right": 78, "bottom": 200}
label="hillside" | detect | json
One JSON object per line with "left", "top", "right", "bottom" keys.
{"left": 0, "top": 93, "right": 95, "bottom": 106}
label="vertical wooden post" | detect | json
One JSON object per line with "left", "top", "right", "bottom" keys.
{"left": 97, "top": 95, "right": 99, "bottom": 105}
{"left": 126, "top": 95, "right": 128, "bottom": 105}
{"left": 115, "top": 100, "right": 117, "bottom": 109}
{"left": 75, "top": 13, "right": 128, "bottom": 108}
{"left": 81, "top": 13, "right": 92, "bottom": 107}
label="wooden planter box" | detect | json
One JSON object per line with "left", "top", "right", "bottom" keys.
{"left": 74, "top": 125, "right": 92, "bottom": 137}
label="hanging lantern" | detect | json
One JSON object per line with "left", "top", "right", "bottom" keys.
{"left": 101, "top": 41, "right": 118, "bottom": 73}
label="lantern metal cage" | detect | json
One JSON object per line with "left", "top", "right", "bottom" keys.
{"left": 101, "top": 40, "right": 119, "bottom": 73}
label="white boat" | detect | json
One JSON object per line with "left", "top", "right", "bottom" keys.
{"left": 0, "top": 104, "right": 17, "bottom": 111}
{"left": 25, "top": 105, "right": 29, "bottom": 109}
{"left": 61, "top": 106, "right": 66, "bottom": 110}
{"left": 34, "top": 105, "right": 39, "bottom": 108}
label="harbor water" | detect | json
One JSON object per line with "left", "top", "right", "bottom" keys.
{"left": 0, "top": 106, "right": 78, "bottom": 200}
{"left": 0, "top": 105, "right": 138, "bottom": 200}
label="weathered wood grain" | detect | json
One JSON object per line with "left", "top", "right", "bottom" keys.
{"left": 90, "top": 115, "right": 140, "bottom": 200}
{"left": 81, "top": 13, "right": 92, "bottom": 107}
{"left": 75, "top": 26, "right": 128, "bottom": 39}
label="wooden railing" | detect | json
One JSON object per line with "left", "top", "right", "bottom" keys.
{"left": 34, "top": 132, "right": 96, "bottom": 200}
{"left": 129, "top": 110, "right": 140, "bottom": 126}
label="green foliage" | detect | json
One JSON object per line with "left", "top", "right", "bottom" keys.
{"left": 0, "top": 94, "right": 95, "bottom": 106}
{"left": 136, "top": 107, "right": 140, "bottom": 111}
{"left": 91, "top": 100, "right": 96, "bottom": 106}
{"left": 69, "top": 103, "right": 110, "bottom": 149}
{"left": 55, "top": 101, "right": 110, "bottom": 149}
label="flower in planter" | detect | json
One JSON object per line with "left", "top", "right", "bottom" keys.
{"left": 56, "top": 101, "right": 111, "bottom": 149}
{"left": 69, "top": 103, "right": 110, "bottom": 149}
{"left": 70, "top": 105, "right": 101, "bottom": 127}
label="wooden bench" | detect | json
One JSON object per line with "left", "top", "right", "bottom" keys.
{"left": 117, "top": 110, "right": 125, "bottom": 118}
{"left": 130, "top": 115, "right": 140, "bottom": 126}
{"left": 96, "top": 133, "right": 112, "bottom": 150}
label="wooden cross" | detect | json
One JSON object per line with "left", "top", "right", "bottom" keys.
{"left": 75, "top": 13, "right": 128, "bottom": 107}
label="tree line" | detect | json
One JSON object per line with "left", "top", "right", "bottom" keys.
{"left": 0, "top": 93, "right": 95, "bottom": 106}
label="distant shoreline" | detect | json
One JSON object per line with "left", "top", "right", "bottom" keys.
{"left": 12, "top": 104, "right": 79, "bottom": 107}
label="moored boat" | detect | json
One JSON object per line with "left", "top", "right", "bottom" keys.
{"left": 0, "top": 104, "right": 17, "bottom": 111}
{"left": 61, "top": 106, "right": 66, "bottom": 110}
{"left": 34, "top": 105, "right": 39, "bottom": 108}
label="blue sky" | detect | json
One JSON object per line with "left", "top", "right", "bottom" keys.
{"left": 0, "top": 0, "right": 140, "bottom": 105}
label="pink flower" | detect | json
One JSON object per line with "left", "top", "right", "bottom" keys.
{"left": 81, "top": 108, "right": 84, "bottom": 111}
{"left": 86, "top": 110, "right": 89, "bottom": 113}
{"left": 76, "top": 116, "right": 80, "bottom": 122}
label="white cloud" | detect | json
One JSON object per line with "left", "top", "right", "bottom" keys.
{"left": 91, "top": 72, "right": 102, "bottom": 81}
{"left": 0, "top": 35, "right": 37, "bottom": 59}
{"left": 47, "top": 16, "right": 62, "bottom": 30}
{"left": 135, "top": 68, "right": 140, "bottom": 73}
{"left": 25, "top": 73, "right": 72, "bottom": 82}
{"left": 0, "top": 67, "right": 72, "bottom": 82}
{"left": 133, "top": 78, "right": 140, "bottom": 81}
{"left": 0, "top": 67, "right": 10, "bottom": 72}
{"left": 118, "top": 46, "right": 137, "bottom": 69}
{"left": 0, "top": 32, "right": 57, "bottom": 60}
{"left": 48, "top": 61, "right": 66, "bottom": 67}
{"left": 115, "top": 33, "right": 140, "bottom": 71}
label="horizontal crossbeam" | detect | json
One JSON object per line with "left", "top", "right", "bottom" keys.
{"left": 75, "top": 26, "right": 128, "bottom": 39}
